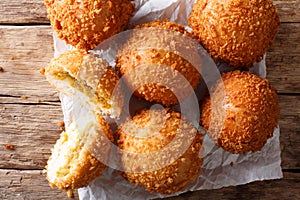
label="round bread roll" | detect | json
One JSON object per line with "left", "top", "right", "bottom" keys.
{"left": 200, "top": 70, "right": 280, "bottom": 154}
{"left": 44, "top": 0, "right": 135, "bottom": 51}
{"left": 46, "top": 114, "right": 113, "bottom": 190}
{"left": 116, "top": 109, "right": 203, "bottom": 194}
{"left": 188, "top": 0, "right": 280, "bottom": 67}
{"left": 116, "top": 19, "right": 202, "bottom": 106}
{"left": 44, "top": 50, "right": 123, "bottom": 118}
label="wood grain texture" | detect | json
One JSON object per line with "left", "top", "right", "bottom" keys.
{"left": 267, "top": 23, "right": 300, "bottom": 93}
{"left": 0, "top": 95, "right": 299, "bottom": 170}
{"left": 0, "top": 23, "right": 299, "bottom": 102}
{"left": 0, "top": 1, "right": 47, "bottom": 24}
{"left": 0, "top": 102, "right": 63, "bottom": 170}
{"left": 166, "top": 172, "right": 300, "bottom": 200}
{"left": 0, "top": 170, "right": 299, "bottom": 200}
{"left": 0, "top": 169, "right": 79, "bottom": 200}
{"left": 273, "top": 0, "right": 300, "bottom": 23}
{"left": 0, "top": 1, "right": 299, "bottom": 24}
{"left": 278, "top": 95, "right": 300, "bottom": 169}
{"left": 0, "top": 26, "right": 58, "bottom": 103}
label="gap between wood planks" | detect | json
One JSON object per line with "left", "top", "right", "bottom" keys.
{"left": 0, "top": 95, "right": 299, "bottom": 170}
{"left": 0, "top": 169, "right": 299, "bottom": 200}
{"left": 0, "top": 168, "right": 298, "bottom": 173}
{"left": 0, "top": 24, "right": 299, "bottom": 95}
{"left": 0, "top": 0, "right": 299, "bottom": 24}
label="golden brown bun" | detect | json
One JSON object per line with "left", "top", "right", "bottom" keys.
{"left": 200, "top": 71, "right": 280, "bottom": 154}
{"left": 116, "top": 109, "right": 203, "bottom": 194}
{"left": 46, "top": 115, "right": 113, "bottom": 190}
{"left": 116, "top": 19, "right": 202, "bottom": 106}
{"left": 45, "top": 50, "right": 123, "bottom": 118}
{"left": 188, "top": 0, "right": 280, "bottom": 67}
{"left": 44, "top": 0, "right": 135, "bottom": 51}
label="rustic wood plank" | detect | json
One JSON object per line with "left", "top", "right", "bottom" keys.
{"left": 167, "top": 172, "right": 300, "bottom": 200}
{"left": 0, "top": 0, "right": 299, "bottom": 24}
{"left": 0, "top": 170, "right": 299, "bottom": 200}
{"left": 0, "top": 26, "right": 299, "bottom": 169}
{"left": 278, "top": 95, "right": 300, "bottom": 170}
{"left": 0, "top": 26, "right": 59, "bottom": 103}
{"left": 0, "top": 96, "right": 60, "bottom": 105}
{"left": 0, "top": 103, "right": 63, "bottom": 169}
{"left": 0, "top": 95, "right": 299, "bottom": 170}
{"left": 0, "top": 169, "right": 79, "bottom": 200}
{"left": 267, "top": 23, "right": 300, "bottom": 93}
{"left": 273, "top": 0, "right": 300, "bottom": 23}
{"left": 0, "top": 23, "right": 299, "bottom": 102}
{"left": 0, "top": 1, "right": 48, "bottom": 24}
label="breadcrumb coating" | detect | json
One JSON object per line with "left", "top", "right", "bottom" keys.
{"left": 45, "top": 50, "right": 123, "bottom": 118}
{"left": 116, "top": 19, "right": 202, "bottom": 106}
{"left": 45, "top": 0, "right": 135, "bottom": 51}
{"left": 188, "top": 0, "right": 280, "bottom": 67}
{"left": 116, "top": 109, "right": 203, "bottom": 194}
{"left": 200, "top": 71, "right": 280, "bottom": 154}
{"left": 46, "top": 114, "right": 113, "bottom": 190}
{"left": 134, "top": 20, "right": 194, "bottom": 36}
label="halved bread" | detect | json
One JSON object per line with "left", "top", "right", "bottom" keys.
{"left": 45, "top": 50, "right": 123, "bottom": 118}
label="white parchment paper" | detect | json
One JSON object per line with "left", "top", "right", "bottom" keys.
{"left": 52, "top": 0, "right": 282, "bottom": 199}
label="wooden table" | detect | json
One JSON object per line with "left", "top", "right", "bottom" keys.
{"left": 0, "top": 1, "right": 299, "bottom": 199}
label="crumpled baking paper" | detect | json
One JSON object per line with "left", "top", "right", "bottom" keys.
{"left": 52, "top": 0, "right": 283, "bottom": 199}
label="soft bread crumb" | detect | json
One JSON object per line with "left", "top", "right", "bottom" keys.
{"left": 46, "top": 115, "right": 113, "bottom": 190}
{"left": 45, "top": 50, "right": 123, "bottom": 118}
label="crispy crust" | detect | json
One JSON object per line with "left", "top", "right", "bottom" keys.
{"left": 44, "top": 0, "right": 135, "bottom": 51}
{"left": 46, "top": 49, "right": 85, "bottom": 77}
{"left": 46, "top": 115, "right": 113, "bottom": 190}
{"left": 116, "top": 109, "right": 203, "bottom": 194}
{"left": 45, "top": 50, "right": 123, "bottom": 118}
{"left": 200, "top": 71, "right": 280, "bottom": 154}
{"left": 116, "top": 19, "right": 202, "bottom": 106}
{"left": 188, "top": 0, "right": 280, "bottom": 67}
{"left": 134, "top": 20, "right": 194, "bottom": 37}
